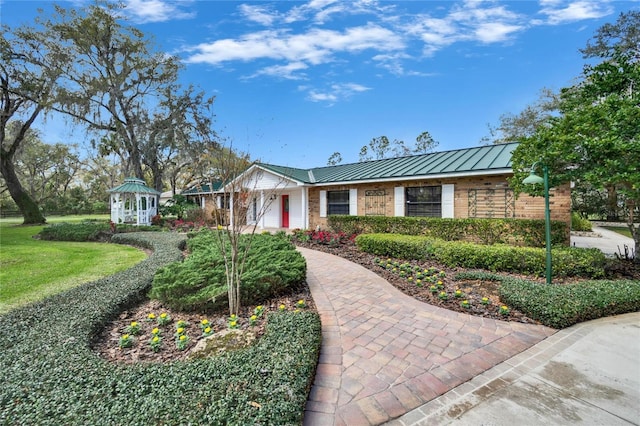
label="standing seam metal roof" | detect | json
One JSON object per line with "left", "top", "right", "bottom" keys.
{"left": 183, "top": 143, "right": 518, "bottom": 193}
{"left": 258, "top": 143, "right": 517, "bottom": 184}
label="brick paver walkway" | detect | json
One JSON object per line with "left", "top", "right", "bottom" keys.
{"left": 298, "top": 247, "right": 556, "bottom": 426}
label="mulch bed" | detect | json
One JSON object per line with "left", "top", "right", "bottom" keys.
{"left": 93, "top": 288, "right": 315, "bottom": 364}
{"left": 94, "top": 238, "right": 638, "bottom": 364}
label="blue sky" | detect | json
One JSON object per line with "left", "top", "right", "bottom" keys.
{"left": 3, "top": 0, "right": 638, "bottom": 168}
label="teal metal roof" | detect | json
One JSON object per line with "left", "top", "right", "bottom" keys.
{"left": 257, "top": 164, "right": 314, "bottom": 183}
{"left": 182, "top": 181, "right": 223, "bottom": 195}
{"left": 108, "top": 178, "right": 160, "bottom": 194}
{"left": 259, "top": 142, "right": 518, "bottom": 185}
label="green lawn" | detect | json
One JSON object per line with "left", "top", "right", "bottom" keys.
{"left": 602, "top": 226, "right": 633, "bottom": 239}
{"left": 0, "top": 215, "right": 147, "bottom": 314}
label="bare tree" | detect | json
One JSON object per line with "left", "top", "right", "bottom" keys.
{"left": 202, "top": 146, "right": 287, "bottom": 316}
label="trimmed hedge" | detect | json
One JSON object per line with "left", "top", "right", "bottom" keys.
{"left": 39, "top": 221, "right": 157, "bottom": 242}
{"left": 150, "top": 230, "right": 307, "bottom": 312}
{"left": 328, "top": 215, "right": 568, "bottom": 247}
{"left": 453, "top": 271, "right": 640, "bottom": 328}
{"left": 498, "top": 276, "right": 640, "bottom": 328}
{"left": 355, "top": 233, "right": 607, "bottom": 278}
{"left": 0, "top": 232, "right": 321, "bottom": 425}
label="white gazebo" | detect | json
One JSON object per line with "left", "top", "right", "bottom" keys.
{"left": 108, "top": 178, "right": 160, "bottom": 226}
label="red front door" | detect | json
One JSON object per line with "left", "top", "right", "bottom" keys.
{"left": 281, "top": 195, "right": 289, "bottom": 228}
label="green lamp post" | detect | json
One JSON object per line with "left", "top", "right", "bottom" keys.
{"left": 523, "top": 163, "right": 552, "bottom": 284}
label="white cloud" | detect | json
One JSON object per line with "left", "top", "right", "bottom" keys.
{"left": 180, "top": 0, "right": 620, "bottom": 104}
{"left": 124, "top": 0, "right": 195, "bottom": 23}
{"left": 538, "top": 1, "right": 614, "bottom": 25}
{"left": 304, "top": 82, "right": 371, "bottom": 104}
{"left": 185, "top": 25, "right": 403, "bottom": 68}
{"left": 475, "top": 22, "right": 523, "bottom": 43}
{"left": 251, "top": 62, "right": 309, "bottom": 80}
{"left": 238, "top": 4, "right": 278, "bottom": 26}
{"left": 407, "top": 2, "right": 525, "bottom": 56}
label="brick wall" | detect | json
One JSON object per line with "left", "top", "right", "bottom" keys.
{"left": 308, "top": 174, "right": 571, "bottom": 231}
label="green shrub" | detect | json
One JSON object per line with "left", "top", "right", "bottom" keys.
{"left": 0, "top": 232, "right": 321, "bottom": 425}
{"left": 329, "top": 215, "right": 568, "bottom": 247}
{"left": 150, "top": 231, "right": 307, "bottom": 312}
{"left": 356, "top": 233, "right": 606, "bottom": 278}
{"left": 571, "top": 212, "right": 592, "bottom": 232}
{"left": 39, "top": 221, "right": 111, "bottom": 241}
{"left": 39, "top": 221, "right": 157, "bottom": 242}
{"left": 355, "top": 233, "right": 433, "bottom": 260}
{"left": 500, "top": 278, "right": 640, "bottom": 328}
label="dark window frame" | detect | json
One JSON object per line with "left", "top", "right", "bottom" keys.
{"left": 405, "top": 186, "right": 442, "bottom": 217}
{"left": 327, "top": 190, "right": 350, "bottom": 215}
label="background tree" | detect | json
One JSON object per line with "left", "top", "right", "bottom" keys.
{"left": 580, "top": 10, "right": 640, "bottom": 61}
{"left": 39, "top": 3, "right": 216, "bottom": 192}
{"left": 0, "top": 23, "right": 62, "bottom": 224}
{"left": 511, "top": 17, "right": 639, "bottom": 259}
{"left": 14, "top": 137, "right": 81, "bottom": 211}
{"left": 414, "top": 131, "right": 439, "bottom": 154}
{"left": 327, "top": 151, "right": 342, "bottom": 166}
{"left": 481, "top": 88, "right": 560, "bottom": 145}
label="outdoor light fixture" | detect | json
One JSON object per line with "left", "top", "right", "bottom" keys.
{"left": 523, "top": 162, "right": 552, "bottom": 284}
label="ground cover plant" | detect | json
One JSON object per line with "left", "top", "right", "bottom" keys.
{"left": 0, "top": 223, "right": 147, "bottom": 314}
{"left": 0, "top": 232, "right": 321, "bottom": 425}
{"left": 292, "top": 230, "right": 640, "bottom": 328}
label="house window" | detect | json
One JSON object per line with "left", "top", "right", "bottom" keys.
{"left": 327, "top": 190, "right": 350, "bottom": 215}
{"left": 217, "top": 194, "right": 231, "bottom": 209}
{"left": 406, "top": 186, "right": 442, "bottom": 217}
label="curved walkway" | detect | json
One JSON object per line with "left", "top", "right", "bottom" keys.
{"left": 298, "top": 247, "right": 556, "bottom": 425}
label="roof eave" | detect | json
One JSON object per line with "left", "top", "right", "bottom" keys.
{"left": 312, "top": 168, "right": 514, "bottom": 187}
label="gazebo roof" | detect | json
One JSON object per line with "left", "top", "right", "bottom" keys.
{"left": 108, "top": 177, "right": 161, "bottom": 195}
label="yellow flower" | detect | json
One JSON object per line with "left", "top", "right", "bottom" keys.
{"left": 147, "top": 313, "right": 156, "bottom": 319}
{"left": 230, "top": 314, "right": 237, "bottom": 320}
{"left": 130, "top": 321, "right": 138, "bottom": 327}
{"left": 152, "top": 328, "right": 160, "bottom": 335}
{"left": 204, "top": 327, "right": 211, "bottom": 334}
{"left": 250, "top": 315, "right": 257, "bottom": 321}
{"left": 160, "top": 313, "right": 167, "bottom": 318}
{"left": 177, "top": 327, "right": 185, "bottom": 334}
{"left": 122, "top": 334, "right": 130, "bottom": 339}
{"left": 256, "top": 305, "right": 263, "bottom": 310}
{"left": 217, "top": 224, "right": 223, "bottom": 230}
{"left": 230, "top": 321, "right": 237, "bottom": 327}
{"left": 152, "top": 336, "right": 159, "bottom": 342}
{"left": 437, "top": 281, "right": 443, "bottom": 285}
{"left": 279, "top": 304, "right": 285, "bottom": 311}
{"left": 201, "top": 319, "right": 209, "bottom": 325}
{"left": 179, "top": 335, "right": 187, "bottom": 341}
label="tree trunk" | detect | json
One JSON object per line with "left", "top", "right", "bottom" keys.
{"left": 606, "top": 186, "right": 619, "bottom": 221}
{"left": 0, "top": 152, "right": 46, "bottom": 224}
